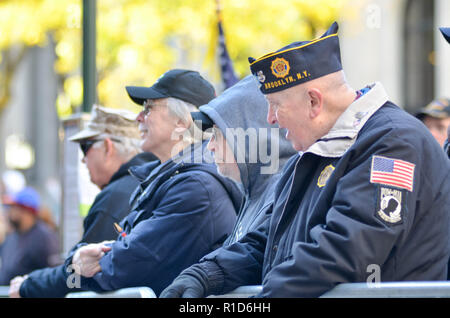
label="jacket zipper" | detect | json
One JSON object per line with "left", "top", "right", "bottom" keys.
{"left": 268, "top": 155, "right": 302, "bottom": 265}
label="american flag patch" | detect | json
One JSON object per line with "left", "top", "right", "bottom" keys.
{"left": 370, "top": 156, "right": 415, "bottom": 192}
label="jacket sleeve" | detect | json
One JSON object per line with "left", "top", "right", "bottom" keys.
{"left": 21, "top": 241, "right": 89, "bottom": 298}
{"left": 200, "top": 216, "right": 269, "bottom": 294}
{"left": 20, "top": 265, "right": 74, "bottom": 298}
{"left": 85, "top": 173, "right": 228, "bottom": 294}
{"left": 261, "top": 132, "right": 449, "bottom": 297}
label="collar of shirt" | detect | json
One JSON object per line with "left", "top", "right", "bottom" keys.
{"left": 305, "top": 82, "right": 389, "bottom": 158}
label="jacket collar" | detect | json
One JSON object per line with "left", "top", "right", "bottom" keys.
{"left": 128, "top": 142, "right": 210, "bottom": 183}
{"left": 305, "top": 82, "right": 389, "bottom": 158}
{"left": 108, "top": 152, "right": 158, "bottom": 185}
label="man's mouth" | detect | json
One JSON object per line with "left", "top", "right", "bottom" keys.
{"left": 139, "top": 126, "right": 148, "bottom": 138}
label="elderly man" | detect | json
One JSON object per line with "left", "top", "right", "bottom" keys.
{"left": 63, "top": 69, "right": 241, "bottom": 296}
{"left": 416, "top": 98, "right": 450, "bottom": 148}
{"left": 161, "top": 22, "right": 450, "bottom": 298}
{"left": 10, "top": 105, "right": 157, "bottom": 297}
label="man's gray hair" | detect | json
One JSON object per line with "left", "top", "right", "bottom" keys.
{"left": 166, "top": 97, "right": 207, "bottom": 143}
{"left": 93, "top": 133, "right": 142, "bottom": 160}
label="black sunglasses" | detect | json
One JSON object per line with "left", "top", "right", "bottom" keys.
{"left": 79, "top": 139, "right": 101, "bottom": 156}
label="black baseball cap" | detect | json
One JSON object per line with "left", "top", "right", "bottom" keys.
{"left": 440, "top": 27, "right": 450, "bottom": 44}
{"left": 126, "top": 69, "right": 216, "bottom": 107}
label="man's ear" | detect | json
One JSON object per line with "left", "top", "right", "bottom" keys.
{"left": 103, "top": 138, "right": 115, "bottom": 158}
{"left": 308, "top": 88, "right": 323, "bottom": 119}
{"left": 173, "top": 118, "right": 189, "bottom": 134}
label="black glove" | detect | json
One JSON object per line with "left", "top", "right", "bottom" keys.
{"left": 160, "top": 261, "right": 224, "bottom": 298}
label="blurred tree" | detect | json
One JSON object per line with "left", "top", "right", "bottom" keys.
{"left": 0, "top": 0, "right": 345, "bottom": 116}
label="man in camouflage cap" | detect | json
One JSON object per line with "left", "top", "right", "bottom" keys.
{"left": 68, "top": 105, "right": 156, "bottom": 189}
{"left": 416, "top": 98, "right": 450, "bottom": 148}
{"left": 9, "top": 105, "right": 157, "bottom": 297}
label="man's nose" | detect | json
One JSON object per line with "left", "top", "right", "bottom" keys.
{"left": 207, "top": 137, "right": 215, "bottom": 152}
{"left": 267, "top": 105, "right": 277, "bottom": 125}
{"left": 136, "top": 111, "right": 144, "bottom": 122}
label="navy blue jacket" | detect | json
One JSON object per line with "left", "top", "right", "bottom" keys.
{"left": 19, "top": 152, "right": 157, "bottom": 297}
{"left": 200, "top": 83, "right": 450, "bottom": 297}
{"left": 65, "top": 143, "right": 241, "bottom": 296}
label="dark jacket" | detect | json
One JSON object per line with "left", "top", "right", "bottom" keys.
{"left": 197, "top": 75, "right": 296, "bottom": 246}
{"left": 65, "top": 142, "right": 241, "bottom": 296}
{"left": 200, "top": 82, "right": 450, "bottom": 297}
{"left": 19, "top": 152, "right": 157, "bottom": 297}
{"left": 0, "top": 221, "right": 60, "bottom": 285}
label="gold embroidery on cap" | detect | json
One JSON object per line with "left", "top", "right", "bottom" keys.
{"left": 271, "top": 57, "right": 290, "bottom": 78}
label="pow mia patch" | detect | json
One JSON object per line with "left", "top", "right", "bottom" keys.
{"left": 317, "top": 164, "right": 335, "bottom": 188}
{"left": 376, "top": 187, "right": 403, "bottom": 224}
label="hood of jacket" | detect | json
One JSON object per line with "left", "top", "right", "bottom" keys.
{"left": 198, "top": 75, "right": 296, "bottom": 199}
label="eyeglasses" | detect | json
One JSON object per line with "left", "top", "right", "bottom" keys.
{"left": 142, "top": 100, "right": 154, "bottom": 116}
{"left": 142, "top": 99, "right": 167, "bottom": 116}
{"left": 79, "top": 139, "right": 101, "bottom": 156}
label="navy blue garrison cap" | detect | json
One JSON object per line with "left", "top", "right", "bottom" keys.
{"left": 248, "top": 22, "right": 342, "bottom": 94}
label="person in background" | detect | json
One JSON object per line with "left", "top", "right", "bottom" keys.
{"left": 415, "top": 98, "right": 450, "bottom": 148}
{"left": 0, "top": 170, "right": 27, "bottom": 246}
{"left": 0, "top": 187, "right": 60, "bottom": 285}
{"left": 439, "top": 27, "right": 450, "bottom": 158}
{"left": 10, "top": 105, "right": 157, "bottom": 297}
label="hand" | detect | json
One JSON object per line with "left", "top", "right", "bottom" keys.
{"left": 9, "top": 275, "right": 28, "bottom": 298}
{"left": 160, "top": 273, "right": 205, "bottom": 298}
{"left": 72, "top": 242, "right": 112, "bottom": 277}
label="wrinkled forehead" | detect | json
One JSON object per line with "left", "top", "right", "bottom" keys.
{"left": 267, "top": 81, "right": 307, "bottom": 102}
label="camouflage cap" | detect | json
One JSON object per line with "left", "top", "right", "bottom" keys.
{"left": 69, "top": 105, "right": 140, "bottom": 142}
{"left": 415, "top": 98, "right": 450, "bottom": 120}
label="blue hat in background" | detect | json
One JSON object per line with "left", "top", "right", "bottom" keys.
{"left": 248, "top": 22, "right": 342, "bottom": 94}
{"left": 3, "top": 187, "right": 41, "bottom": 215}
{"left": 440, "top": 27, "right": 450, "bottom": 44}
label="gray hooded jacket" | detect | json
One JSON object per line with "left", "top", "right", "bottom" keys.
{"left": 198, "top": 75, "right": 296, "bottom": 245}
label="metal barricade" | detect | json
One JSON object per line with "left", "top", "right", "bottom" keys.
{"left": 320, "top": 281, "right": 450, "bottom": 298}
{"left": 64, "top": 281, "right": 450, "bottom": 298}
{"left": 65, "top": 286, "right": 156, "bottom": 298}
{"left": 0, "top": 286, "right": 9, "bottom": 298}
{"left": 211, "top": 281, "right": 450, "bottom": 298}
{"left": 208, "top": 285, "right": 263, "bottom": 298}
